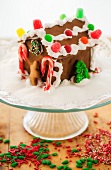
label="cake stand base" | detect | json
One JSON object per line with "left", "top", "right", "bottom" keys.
{"left": 23, "top": 111, "right": 88, "bottom": 140}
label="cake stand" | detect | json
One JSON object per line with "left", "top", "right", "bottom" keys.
{"left": 0, "top": 94, "right": 111, "bottom": 140}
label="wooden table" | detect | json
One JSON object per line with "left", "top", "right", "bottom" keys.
{"left": 0, "top": 102, "right": 111, "bottom": 170}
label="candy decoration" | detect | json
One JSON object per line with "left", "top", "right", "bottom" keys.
{"left": 16, "top": 28, "right": 25, "bottom": 38}
{"left": 75, "top": 60, "right": 90, "bottom": 83}
{"left": 80, "top": 36, "right": 88, "bottom": 44}
{"left": 51, "top": 42, "right": 61, "bottom": 53}
{"left": 33, "top": 19, "right": 43, "bottom": 30}
{"left": 90, "top": 29, "right": 102, "bottom": 39}
{"left": 64, "top": 45, "right": 72, "bottom": 53}
{"left": 29, "top": 39, "right": 43, "bottom": 55}
{"left": 76, "top": 8, "right": 84, "bottom": 19}
{"left": 18, "top": 43, "right": 28, "bottom": 78}
{"left": 41, "top": 56, "right": 54, "bottom": 91}
{"left": 60, "top": 14, "right": 66, "bottom": 20}
{"left": 87, "top": 24, "right": 95, "bottom": 31}
{"left": 64, "top": 29, "right": 73, "bottom": 36}
{"left": 44, "top": 34, "right": 53, "bottom": 42}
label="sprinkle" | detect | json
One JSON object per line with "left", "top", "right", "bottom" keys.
{"left": 93, "top": 112, "right": 98, "bottom": 117}
{"left": 50, "top": 164, "right": 56, "bottom": 168}
{"left": 93, "top": 120, "right": 98, "bottom": 124}
{"left": 72, "top": 149, "right": 79, "bottom": 153}
{"left": 87, "top": 161, "right": 93, "bottom": 168}
{"left": 52, "top": 152, "right": 58, "bottom": 156}
{"left": 4, "top": 139, "right": 10, "bottom": 144}
{"left": 0, "top": 138, "right": 3, "bottom": 143}
{"left": 11, "top": 162, "right": 18, "bottom": 167}
{"left": 56, "top": 141, "right": 61, "bottom": 146}
{"left": 62, "top": 160, "right": 69, "bottom": 164}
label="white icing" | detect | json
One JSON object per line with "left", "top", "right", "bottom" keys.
{"left": 71, "top": 44, "right": 79, "bottom": 55}
{"left": 53, "top": 34, "right": 72, "bottom": 41}
{"left": 41, "top": 39, "right": 53, "bottom": 46}
{"left": 60, "top": 46, "right": 67, "bottom": 56}
{"left": 90, "top": 46, "right": 97, "bottom": 70}
{"left": 53, "top": 61, "right": 63, "bottom": 88}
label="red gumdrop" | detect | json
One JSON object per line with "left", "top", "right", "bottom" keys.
{"left": 64, "top": 45, "right": 72, "bottom": 53}
{"left": 51, "top": 42, "right": 61, "bottom": 53}
{"left": 80, "top": 36, "right": 88, "bottom": 44}
{"left": 33, "top": 19, "right": 43, "bottom": 29}
{"left": 64, "top": 29, "right": 73, "bottom": 36}
{"left": 90, "top": 29, "right": 102, "bottom": 39}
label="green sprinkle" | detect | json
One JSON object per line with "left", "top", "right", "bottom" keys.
{"left": 44, "top": 34, "right": 53, "bottom": 42}
{"left": 87, "top": 157, "right": 93, "bottom": 162}
{"left": 45, "top": 144, "right": 48, "bottom": 146}
{"left": 37, "top": 156, "right": 41, "bottom": 160}
{"left": 42, "top": 159, "right": 51, "bottom": 165}
{"left": 4, "top": 139, "right": 10, "bottom": 144}
{"left": 87, "top": 162, "right": 93, "bottom": 168}
{"left": 6, "top": 155, "right": 12, "bottom": 158}
{"left": 20, "top": 143, "right": 26, "bottom": 147}
{"left": 45, "top": 140, "right": 53, "bottom": 143}
{"left": 88, "top": 24, "right": 95, "bottom": 31}
{"left": 0, "top": 158, "right": 7, "bottom": 162}
{"left": 33, "top": 136, "right": 40, "bottom": 139}
{"left": 72, "top": 149, "right": 79, "bottom": 153}
{"left": 93, "top": 159, "right": 98, "bottom": 164}
{"left": 60, "top": 14, "right": 66, "bottom": 20}
{"left": 63, "top": 165, "right": 68, "bottom": 170}
{"left": 76, "top": 8, "right": 84, "bottom": 19}
{"left": 50, "top": 164, "right": 56, "bottom": 168}
{"left": 80, "top": 158, "right": 86, "bottom": 163}
{"left": 57, "top": 165, "right": 64, "bottom": 170}
{"left": 52, "top": 152, "right": 58, "bottom": 156}
{"left": 11, "top": 162, "right": 18, "bottom": 167}
{"left": 18, "top": 156, "right": 25, "bottom": 159}
{"left": 45, "top": 148, "right": 50, "bottom": 152}
{"left": 41, "top": 154, "right": 50, "bottom": 158}
{"left": 10, "top": 145, "right": 18, "bottom": 149}
{"left": 62, "top": 160, "right": 69, "bottom": 164}
{"left": 67, "top": 168, "right": 72, "bottom": 170}
{"left": 76, "top": 163, "right": 83, "bottom": 168}
{"left": 0, "top": 154, "right": 5, "bottom": 157}
{"left": 32, "top": 143, "right": 38, "bottom": 146}
{"left": 33, "top": 152, "right": 40, "bottom": 155}
{"left": 56, "top": 141, "right": 61, "bottom": 146}
{"left": 82, "top": 168, "right": 90, "bottom": 170}
{"left": 0, "top": 137, "right": 3, "bottom": 142}
{"left": 12, "top": 156, "right": 17, "bottom": 160}
{"left": 76, "top": 160, "right": 82, "bottom": 164}
{"left": 5, "top": 152, "right": 11, "bottom": 155}
{"left": 40, "top": 139, "right": 46, "bottom": 143}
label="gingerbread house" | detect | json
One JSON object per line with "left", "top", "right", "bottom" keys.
{"left": 17, "top": 8, "right": 102, "bottom": 91}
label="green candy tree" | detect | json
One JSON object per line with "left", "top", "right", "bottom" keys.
{"left": 75, "top": 60, "right": 90, "bottom": 83}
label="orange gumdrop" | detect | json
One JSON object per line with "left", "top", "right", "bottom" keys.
{"left": 80, "top": 36, "right": 88, "bottom": 44}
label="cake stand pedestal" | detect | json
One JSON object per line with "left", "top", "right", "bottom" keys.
{"left": 23, "top": 111, "right": 88, "bottom": 140}
{"left": 0, "top": 93, "right": 111, "bottom": 140}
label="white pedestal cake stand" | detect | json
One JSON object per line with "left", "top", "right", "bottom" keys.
{"left": 0, "top": 95, "right": 111, "bottom": 140}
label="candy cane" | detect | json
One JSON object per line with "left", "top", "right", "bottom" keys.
{"left": 41, "top": 56, "right": 54, "bottom": 91}
{"left": 18, "top": 43, "right": 28, "bottom": 79}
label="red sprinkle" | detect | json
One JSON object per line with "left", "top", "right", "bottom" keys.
{"left": 93, "top": 112, "right": 98, "bottom": 117}
{"left": 93, "top": 120, "right": 98, "bottom": 124}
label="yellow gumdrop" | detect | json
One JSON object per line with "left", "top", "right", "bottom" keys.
{"left": 16, "top": 28, "right": 25, "bottom": 37}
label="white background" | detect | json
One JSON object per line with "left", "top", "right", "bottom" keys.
{"left": 0, "top": 0, "right": 111, "bottom": 38}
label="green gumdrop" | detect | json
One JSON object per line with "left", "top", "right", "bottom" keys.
{"left": 88, "top": 24, "right": 95, "bottom": 31}
{"left": 44, "top": 34, "right": 53, "bottom": 42}
{"left": 60, "top": 14, "right": 66, "bottom": 20}
{"left": 76, "top": 8, "right": 84, "bottom": 19}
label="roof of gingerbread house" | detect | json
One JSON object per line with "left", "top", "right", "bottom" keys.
{"left": 16, "top": 8, "right": 102, "bottom": 60}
